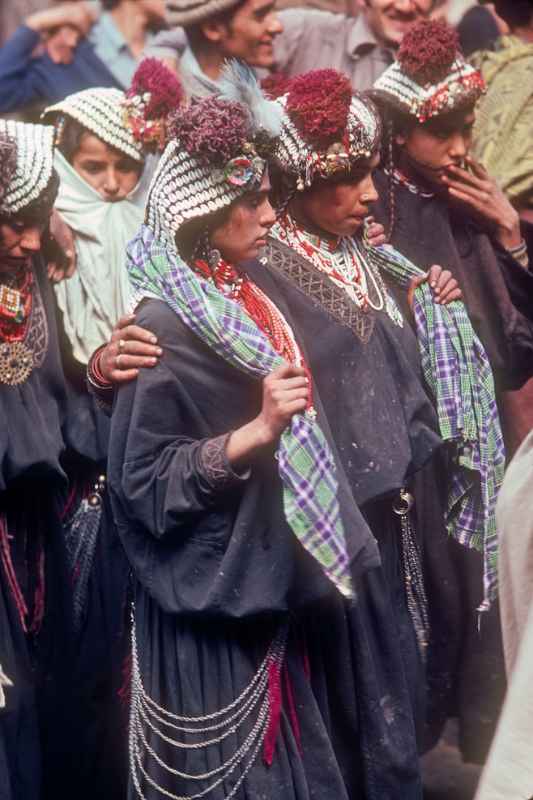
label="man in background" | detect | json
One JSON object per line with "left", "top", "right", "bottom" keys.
{"left": 0, "top": 0, "right": 166, "bottom": 115}
{"left": 145, "top": 0, "right": 436, "bottom": 91}
{"left": 272, "top": 0, "right": 436, "bottom": 88}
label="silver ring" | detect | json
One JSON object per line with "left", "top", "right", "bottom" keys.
{"left": 118, "top": 338, "right": 126, "bottom": 353}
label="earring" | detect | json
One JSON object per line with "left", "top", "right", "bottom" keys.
{"left": 202, "top": 227, "right": 221, "bottom": 269}
{"left": 192, "top": 227, "right": 220, "bottom": 268}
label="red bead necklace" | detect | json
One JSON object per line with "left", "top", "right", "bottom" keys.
{"left": 195, "top": 258, "right": 313, "bottom": 401}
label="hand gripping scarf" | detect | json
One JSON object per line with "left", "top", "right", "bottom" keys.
{"left": 127, "top": 224, "right": 353, "bottom": 598}
{"left": 369, "top": 241, "right": 505, "bottom": 609}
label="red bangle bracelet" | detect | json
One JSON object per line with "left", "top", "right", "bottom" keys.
{"left": 89, "top": 346, "right": 112, "bottom": 388}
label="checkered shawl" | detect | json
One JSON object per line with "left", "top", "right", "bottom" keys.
{"left": 370, "top": 242, "right": 505, "bottom": 607}
{"left": 127, "top": 224, "right": 353, "bottom": 598}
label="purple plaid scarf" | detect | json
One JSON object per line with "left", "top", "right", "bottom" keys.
{"left": 127, "top": 224, "right": 354, "bottom": 597}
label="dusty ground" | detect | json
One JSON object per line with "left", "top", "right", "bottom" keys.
{"left": 422, "top": 720, "right": 482, "bottom": 800}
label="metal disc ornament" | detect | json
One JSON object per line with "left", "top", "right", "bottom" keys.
{"left": 0, "top": 341, "right": 34, "bottom": 385}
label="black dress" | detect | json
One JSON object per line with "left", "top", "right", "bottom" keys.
{"left": 0, "top": 256, "right": 127, "bottom": 800}
{"left": 372, "top": 170, "right": 525, "bottom": 761}
{"left": 108, "top": 249, "right": 442, "bottom": 800}
{"left": 373, "top": 168, "right": 533, "bottom": 393}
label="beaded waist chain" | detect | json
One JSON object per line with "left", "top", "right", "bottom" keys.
{"left": 129, "top": 607, "right": 288, "bottom": 800}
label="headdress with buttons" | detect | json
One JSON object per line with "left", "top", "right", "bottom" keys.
{"left": 372, "top": 20, "right": 485, "bottom": 123}
{"left": 43, "top": 61, "right": 184, "bottom": 163}
{"left": 43, "top": 87, "right": 145, "bottom": 163}
{"left": 0, "top": 121, "right": 55, "bottom": 217}
{"left": 266, "top": 69, "right": 382, "bottom": 192}
{"left": 146, "top": 61, "right": 283, "bottom": 245}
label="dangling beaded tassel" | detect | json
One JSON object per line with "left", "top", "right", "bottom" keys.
{"left": 263, "top": 656, "right": 282, "bottom": 766}
{"left": 63, "top": 475, "right": 105, "bottom": 634}
{"left": 394, "top": 490, "right": 430, "bottom": 661}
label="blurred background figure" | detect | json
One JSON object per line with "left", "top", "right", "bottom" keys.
{"left": 470, "top": 0, "right": 533, "bottom": 225}
{"left": 456, "top": 1, "right": 508, "bottom": 54}
{"left": 474, "top": 430, "right": 533, "bottom": 800}
{"left": 158, "top": 0, "right": 283, "bottom": 93}
{"left": 469, "top": 0, "right": 533, "bottom": 458}
{"left": 0, "top": 0, "right": 166, "bottom": 118}
{"left": 145, "top": 0, "right": 438, "bottom": 93}
{"left": 272, "top": 0, "right": 436, "bottom": 88}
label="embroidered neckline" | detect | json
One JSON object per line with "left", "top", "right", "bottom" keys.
{"left": 385, "top": 167, "right": 435, "bottom": 199}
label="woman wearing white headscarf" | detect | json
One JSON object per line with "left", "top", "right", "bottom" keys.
{"left": 43, "top": 60, "right": 183, "bottom": 364}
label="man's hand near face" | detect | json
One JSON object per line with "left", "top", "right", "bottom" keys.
{"left": 26, "top": 2, "right": 98, "bottom": 64}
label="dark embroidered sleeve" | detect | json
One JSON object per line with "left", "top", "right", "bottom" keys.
{"left": 198, "top": 433, "right": 251, "bottom": 490}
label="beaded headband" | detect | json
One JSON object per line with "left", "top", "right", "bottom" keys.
{"left": 373, "top": 20, "right": 485, "bottom": 123}
{"left": 268, "top": 69, "right": 381, "bottom": 191}
{"left": 146, "top": 62, "right": 283, "bottom": 244}
{"left": 43, "top": 87, "right": 145, "bottom": 163}
{"left": 0, "top": 121, "right": 55, "bottom": 216}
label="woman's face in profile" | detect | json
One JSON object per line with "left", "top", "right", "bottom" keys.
{"left": 210, "top": 170, "right": 276, "bottom": 264}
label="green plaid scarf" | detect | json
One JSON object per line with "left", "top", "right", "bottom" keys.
{"left": 369, "top": 242, "right": 505, "bottom": 608}
{"left": 127, "top": 225, "right": 355, "bottom": 598}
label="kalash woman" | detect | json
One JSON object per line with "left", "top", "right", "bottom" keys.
{"left": 41, "top": 58, "right": 184, "bottom": 366}
{"left": 371, "top": 20, "right": 533, "bottom": 457}
{"left": 104, "top": 65, "right": 498, "bottom": 800}
{"left": 0, "top": 122, "right": 160, "bottom": 800}
{"left": 262, "top": 68, "right": 508, "bottom": 760}
{"left": 370, "top": 20, "right": 533, "bottom": 758}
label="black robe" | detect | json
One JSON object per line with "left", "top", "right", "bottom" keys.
{"left": 0, "top": 256, "right": 127, "bottom": 800}
{"left": 372, "top": 168, "right": 533, "bottom": 392}
{"left": 108, "top": 251, "right": 442, "bottom": 800}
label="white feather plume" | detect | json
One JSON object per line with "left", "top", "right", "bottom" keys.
{"left": 218, "top": 60, "right": 283, "bottom": 137}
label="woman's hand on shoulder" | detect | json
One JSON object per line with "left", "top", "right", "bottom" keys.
{"left": 408, "top": 264, "right": 462, "bottom": 309}
{"left": 99, "top": 314, "right": 163, "bottom": 384}
{"left": 46, "top": 210, "right": 76, "bottom": 282}
{"left": 363, "top": 217, "right": 387, "bottom": 248}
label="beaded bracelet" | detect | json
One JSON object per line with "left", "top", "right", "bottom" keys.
{"left": 87, "top": 345, "right": 113, "bottom": 391}
{"left": 507, "top": 239, "right": 529, "bottom": 269}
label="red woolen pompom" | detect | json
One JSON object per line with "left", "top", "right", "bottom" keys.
{"left": 286, "top": 69, "right": 352, "bottom": 147}
{"left": 127, "top": 57, "right": 184, "bottom": 119}
{"left": 398, "top": 20, "right": 460, "bottom": 86}
{"left": 260, "top": 73, "right": 293, "bottom": 100}
{"left": 171, "top": 97, "right": 251, "bottom": 167}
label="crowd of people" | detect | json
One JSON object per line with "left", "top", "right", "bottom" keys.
{"left": 0, "top": 1, "right": 532, "bottom": 799}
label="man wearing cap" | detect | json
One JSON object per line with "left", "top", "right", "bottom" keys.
{"left": 145, "top": 0, "right": 436, "bottom": 93}
{"left": 146, "top": 0, "right": 283, "bottom": 94}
